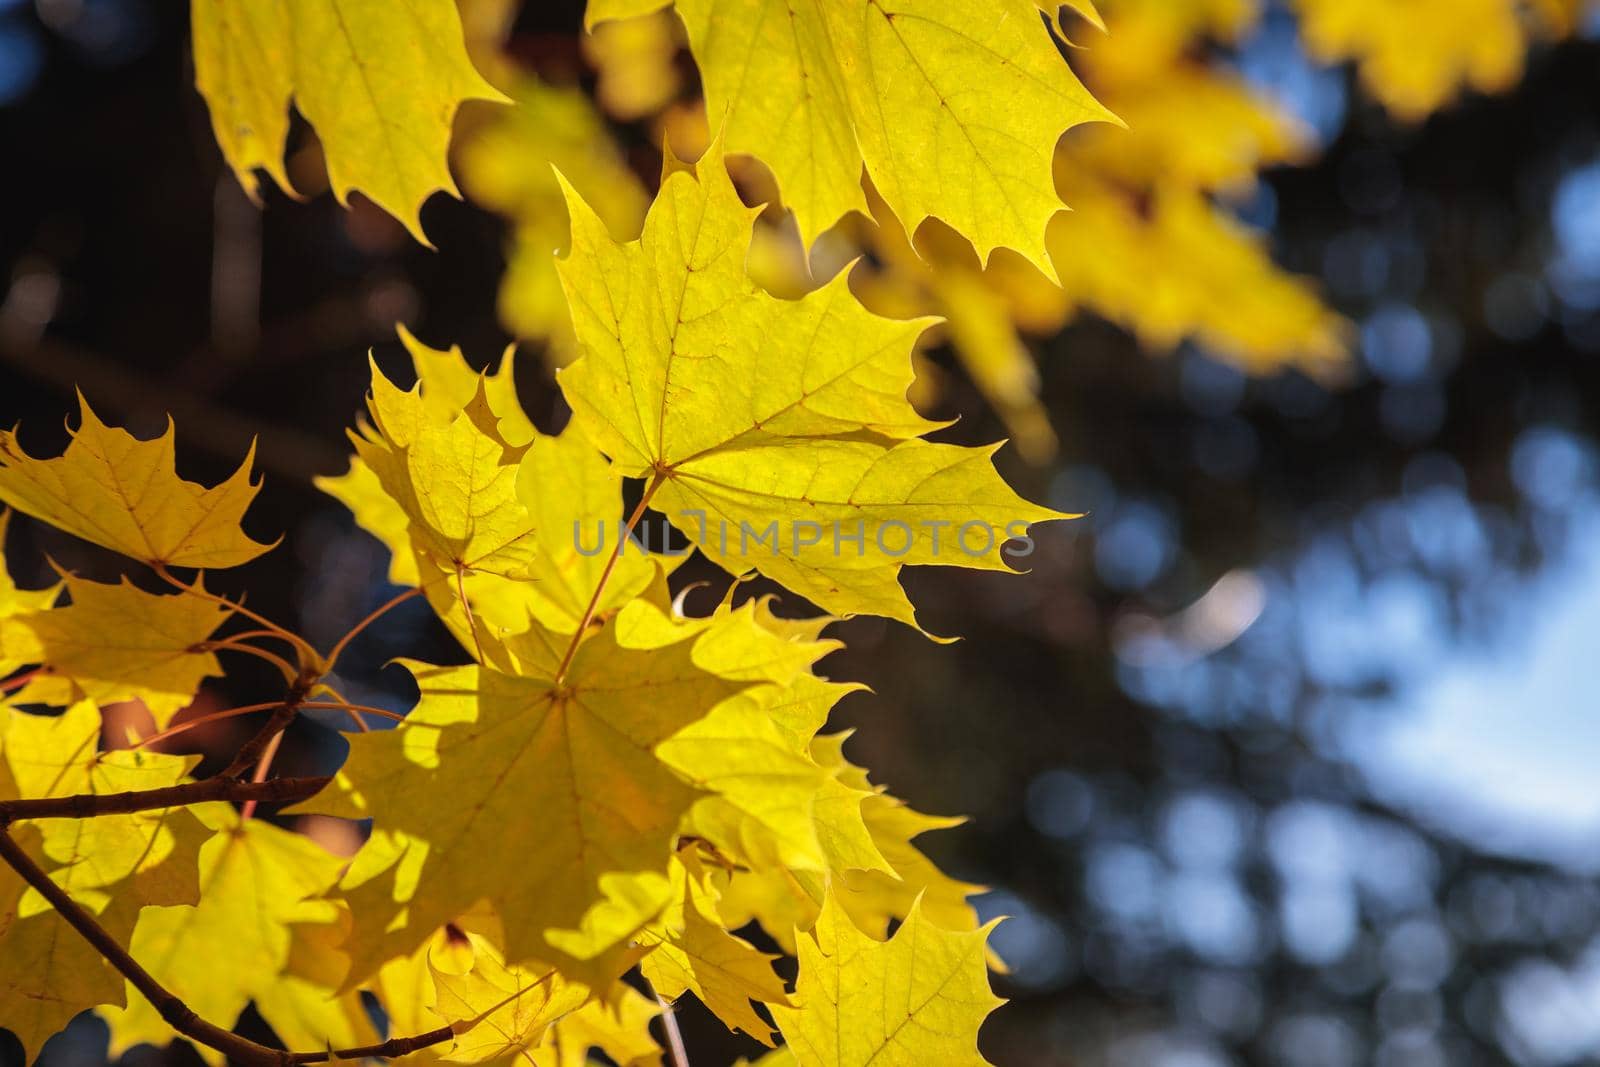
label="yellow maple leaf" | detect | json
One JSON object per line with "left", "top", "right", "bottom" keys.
{"left": 497, "top": 429, "right": 668, "bottom": 635}
{"left": 318, "top": 327, "right": 531, "bottom": 588}
{"left": 813, "top": 734, "right": 989, "bottom": 942}
{"left": 3, "top": 701, "right": 210, "bottom": 910}
{"left": 101, "top": 809, "right": 349, "bottom": 1061}
{"left": 557, "top": 138, "right": 1065, "bottom": 630}
{"left": 542, "top": 984, "right": 662, "bottom": 1067}
{"left": 398, "top": 894, "right": 661, "bottom": 1059}
{"left": 663, "top": 683, "right": 864, "bottom": 875}
{"left": 351, "top": 361, "right": 539, "bottom": 584}
{"left": 0, "top": 510, "right": 60, "bottom": 676}
{"left": 0, "top": 822, "right": 129, "bottom": 1062}
{"left": 255, "top": 913, "right": 383, "bottom": 1058}
{"left": 190, "top": 0, "right": 508, "bottom": 243}
{"left": 597, "top": 0, "right": 1113, "bottom": 271}
{"left": 304, "top": 607, "right": 748, "bottom": 964}
{"left": 641, "top": 864, "right": 791, "bottom": 1045}
{"left": 717, "top": 733, "right": 985, "bottom": 958}
{"left": 3, "top": 572, "right": 230, "bottom": 727}
{"left": 1293, "top": 0, "right": 1527, "bottom": 122}
{"left": 393, "top": 326, "right": 536, "bottom": 448}
{"left": 0, "top": 709, "right": 195, "bottom": 1061}
{"left": 770, "top": 889, "right": 1002, "bottom": 1067}
{"left": 657, "top": 611, "right": 884, "bottom": 875}
{"left": 1047, "top": 184, "right": 1348, "bottom": 374}
{"left": 427, "top": 928, "right": 590, "bottom": 1064}
{"left": 607, "top": 583, "right": 886, "bottom": 877}
{"left": 748, "top": 0, "right": 1343, "bottom": 461}
{"left": 0, "top": 395, "right": 273, "bottom": 570}
{"left": 321, "top": 336, "right": 671, "bottom": 640}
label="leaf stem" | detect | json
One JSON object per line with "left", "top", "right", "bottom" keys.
{"left": 153, "top": 564, "right": 320, "bottom": 668}
{"left": 554, "top": 470, "right": 665, "bottom": 685}
{"left": 204, "top": 638, "right": 301, "bottom": 685}
{"left": 238, "top": 728, "right": 286, "bottom": 821}
{"left": 300, "top": 699, "right": 403, "bottom": 727}
{"left": 0, "top": 665, "right": 49, "bottom": 693}
{"left": 222, "top": 628, "right": 311, "bottom": 653}
{"left": 454, "top": 565, "right": 485, "bottom": 665}
{"left": 656, "top": 992, "right": 691, "bottom": 1067}
{"left": 320, "top": 586, "right": 423, "bottom": 674}
{"left": 132, "top": 700, "right": 290, "bottom": 749}
{"left": 133, "top": 700, "right": 400, "bottom": 751}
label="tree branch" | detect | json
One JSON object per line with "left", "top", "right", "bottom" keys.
{"left": 0, "top": 774, "right": 329, "bottom": 823}
{"left": 287, "top": 1027, "right": 458, "bottom": 1063}
{"left": 220, "top": 702, "right": 301, "bottom": 779}
{"left": 0, "top": 828, "right": 455, "bottom": 1065}
{"left": 0, "top": 827, "right": 291, "bottom": 1066}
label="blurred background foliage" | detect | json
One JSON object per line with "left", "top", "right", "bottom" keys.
{"left": 3, "top": 0, "right": 1600, "bottom": 1064}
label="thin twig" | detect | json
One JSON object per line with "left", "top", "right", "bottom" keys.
{"left": 0, "top": 775, "right": 329, "bottom": 823}
{"left": 453, "top": 565, "right": 485, "bottom": 665}
{"left": 656, "top": 992, "right": 691, "bottom": 1067}
{"left": 300, "top": 700, "right": 402, "bottom": 722}
{"left": 134, "top": 700, "right": 400, "bottom": 751}
{"left": 0, "top": 825, "right": 452, "bottom": 1065}
{"left": 321, "top": 586, "right": 423, "bottom": 674}
{"left": 0, "top": 665, "right": 49, "bottom": 693}
{"left": 154, "top": 564, "right": 321, "bottom": 668}
{"left": 221, "top": 628, "right": 306, "bottom": 650}
{"left": 238, "top": 729, "right": 287, "bottom": 822}
{"left": 133, "top": 700, "right": 288, "bottom": 749}
{"left": 554, "top": 471, "right": 665, "bottom": 685}
{"left": 219, "top": 701, "right": 300, "bottom": 780}
{"left": 204, "top": 639, "right": 300, "bottom": 685}
{"left": 285, "top": 1027, "right": 457, "bottom": 1063}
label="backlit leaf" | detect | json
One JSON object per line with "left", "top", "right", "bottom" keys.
{"left": 3, "top": 574, "right": 230, "bottom": 727}
{"left": 771, "top": 889, "right": 1002, "bottom": 1067}
{"left": 191, "top": 0, "right": 509, "bottom": 243}
{"left": 557, "top": 138, "right": 1065, "bottom": 630}
{"left": 0, "top": 395, "right": 272, "bottom": 569}
{"left": 595, "top": 0, "right": 1114, "bottom": 271}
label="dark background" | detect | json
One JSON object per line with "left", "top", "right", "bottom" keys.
{"left": 3, "top": 1, "right": 1600, "bottom": 1065}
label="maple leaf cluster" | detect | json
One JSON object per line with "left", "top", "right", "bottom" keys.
{"left": 0, "top": 0, "right": 1584, "bottom": 1063}
{"left": 0, "top": 22, "right": 1061, "bottom": 1049}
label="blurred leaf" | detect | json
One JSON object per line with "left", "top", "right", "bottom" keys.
{"left": 191, "top": 0, "right": 508, "bottom": 243}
